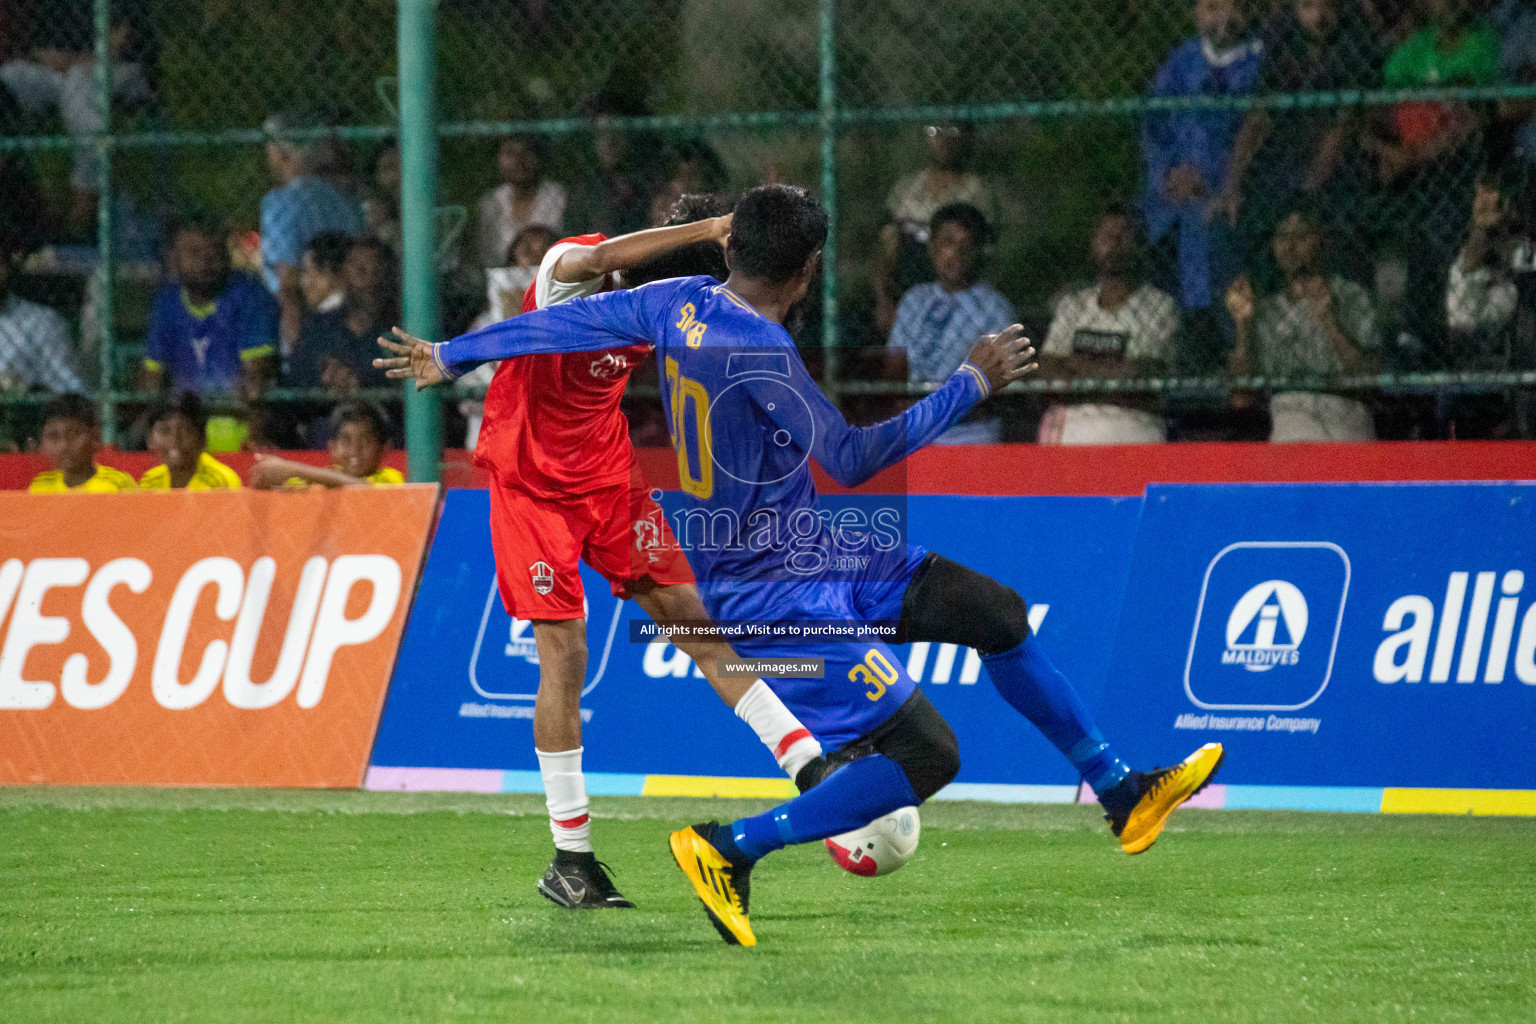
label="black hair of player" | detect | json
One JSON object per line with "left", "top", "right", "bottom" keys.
{"left": 726, "top": 185, "right": 828, "bottom": 283}
{"left": 329, "top": 399, "right": 390, "bottom": 445}
{"left": 147, "top": 391, "right": 209, "bottom": 436}
{"left": 43, "top": 392, "right": 98, "bottom": 430}
{"left": 626, "top": 193, "right": 732, "bottom": 288}
{"left": 305, "top": 230, "right": 353, "bottom": 275}
{"left": 929, "top": 202, "right": 993, "bottom": 247}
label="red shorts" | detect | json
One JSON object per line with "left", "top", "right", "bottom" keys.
{"left": 489, "top": 479, "right": 694, "bottom": 619}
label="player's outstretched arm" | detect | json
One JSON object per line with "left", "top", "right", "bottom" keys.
{"left": 551, "top": 215, "right": 731, "bottom": 284}
{"left": 376, "top": 285, "right": 674, "bottom": 385}
{"left": 786, "top": 324, "right": 1035, "bottom": 487}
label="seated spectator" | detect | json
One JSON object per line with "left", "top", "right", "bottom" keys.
{"left": 250, "top": 401, "right": 404, "bottom": 489}
{"left": 288, "top": 237, "right": 396, "bottom": 394}
{"left": 1217, "top": 0, "right": 1378, "bottom": 249}
{"left": 137, "top": 392, "right": 241, "bottom": 490}
{"left": 887, "top": 203, "right": 1014, "bottom": 444}
{"left": 1142, "top": 0, "right": 1263, "bottom": 327}
{"left": 29, "top": 393, "right": 135, "bottom": 493}
{"left": 1039, "top": 206, "right": 1181, "bottom": 445}
{"left": 1446, "top": 177, "right": 1523, "bottom": 364}
{"left": 141, "top": 218, "right": 277, "bottom": 397}
{"left": 261, "top": 114, "right": 364, "bottom": 354}
{"left": 1227, "top": 208, "right": 1383, "bottom": 440}
{"left": 0, "top": 2, "right": 155, "bottom": 236}
{"left": 476, "top": 135, "right": 567, "bottom": 268}
{"left": 0, "top": 238, "right": 83, "bottom": 394}
{"left": 875, "top": 124, "right": 1000, "bottom": 334}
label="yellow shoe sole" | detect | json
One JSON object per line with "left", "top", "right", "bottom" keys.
{"left": 668, "top": 827, "right": 756, "bottom": 946}
{"left": 1119, "top": 742, "right": 1225, "bottom": 855}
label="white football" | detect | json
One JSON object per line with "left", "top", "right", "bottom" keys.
{"left": 824, "top": 805, "right": 921, "bottom": 877}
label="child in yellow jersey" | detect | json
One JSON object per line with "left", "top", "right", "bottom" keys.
{"left": 138, "top": 392, "right": 242, "bottom": 490}
{"left": 29, "top": 394, "right": 137, "bottom": 493}
{"left": 251, "top": 399, "right": 405, "bottom": 489}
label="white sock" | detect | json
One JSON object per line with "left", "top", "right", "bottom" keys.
{"left": 734, "top": 679, "right": 823, "bottom": 779}
{"left": 536, "top": 746, "right": 592, "bottom": 853}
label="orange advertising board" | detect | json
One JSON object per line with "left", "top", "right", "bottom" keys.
{"left": 0, "top": 486, "right": 437, "bottom": 787}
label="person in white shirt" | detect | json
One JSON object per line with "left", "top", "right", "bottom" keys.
{"left": 1039, "top": 205, "right": 1180, "bottom": 444}
{"left": 1227, "top": 208, "right": 1381, "bottom": 442}
{"left": 476, "top": 135, "right": 567, "bottom": 269}
{"left": 0, "top": 251, "right": 83, "bottom": 394}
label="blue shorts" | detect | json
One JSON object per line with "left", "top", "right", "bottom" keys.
{"left": 722, "top": 543, "right": 928, "bottom": 747}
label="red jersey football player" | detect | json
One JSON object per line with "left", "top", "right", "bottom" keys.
{"left": 387, "top": 197, "right": 823, "bottom": 910}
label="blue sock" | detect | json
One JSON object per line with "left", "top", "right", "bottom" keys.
{"left": 719, "top": 753, "right": 919, "bottom": 863}
{"left": 983, "top": 633, "right": 1130, "bottom": 795}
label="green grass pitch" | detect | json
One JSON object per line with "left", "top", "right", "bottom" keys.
{"left": 3, "top": 788, "right": 1534, "bottom": 1023}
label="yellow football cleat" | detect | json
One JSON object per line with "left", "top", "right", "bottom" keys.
{"left": 668, "top": 822, "right": 756, "bottom": 946}
{"left": 1106, "top": 742, "right": 1225, "bottom": 855}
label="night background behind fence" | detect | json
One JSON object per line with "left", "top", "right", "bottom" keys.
{"left": 2, "top": 0, "right": 1535, "bottom": 456}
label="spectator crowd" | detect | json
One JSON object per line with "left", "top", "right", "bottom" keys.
{"left": 3, "top": 0, "right": 1536, "bottom": 475}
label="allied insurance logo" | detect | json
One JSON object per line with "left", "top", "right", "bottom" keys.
{"left": 1184, "top": 542, "right": 1350, "bottom": 711}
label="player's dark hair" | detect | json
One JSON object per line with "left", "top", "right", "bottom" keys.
{"left": 305, "top": 230, "right": 353, "bottom": 275}
{"left": 929, "top": 202, "right": 993, "bottom": 246}
{"left": 147, "top": 391, "right": 209, "bottom": 437}
{"left": 330, "top": 399, "right": 390, "bottom": 444}
{"left": 43, "top": 392, "right": 97, "bottom": 430}
{"left": 727, "top": 185, "right": 827, "bottom": 283}
{"left": 626, "top": 193, "right": 732, "bottom": 287}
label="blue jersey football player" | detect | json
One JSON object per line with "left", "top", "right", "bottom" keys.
{"left": 378, "top": 185, "right": 1225, "bottom": 947}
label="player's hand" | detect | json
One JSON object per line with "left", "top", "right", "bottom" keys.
{"left": 709, "top": 213, "right": 732, "bottom": 244}
{"left": 966, "top": 324, "right": 1036, "bottom": 393}
{"left": 374, "top": 327, "right": 444, "bottom": 390}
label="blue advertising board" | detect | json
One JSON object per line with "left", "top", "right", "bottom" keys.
{"left": 370, "top": 490, "right": 1143, "bottom": 793}
{"left": 1095, "top": 483, "right": 1536, "bottom": 792}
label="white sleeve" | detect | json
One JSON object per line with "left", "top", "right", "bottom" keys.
{"left": 1041, "top": 292, "right": 1081, "bottom": 356}
{"left": 534, "top": 241, "right": 610, "bottom": 309}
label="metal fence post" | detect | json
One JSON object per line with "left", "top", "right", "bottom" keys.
{"left": 818, "top": 0, "right": 838, "bottom": 403}
{"left": 398, "top": 0, "right": 443, "bottom": 482}
{"left": 94, "top": 0, "right": 115, "bottom": 443}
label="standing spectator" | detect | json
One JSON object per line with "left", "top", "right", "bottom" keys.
{"left": 141, "top": 219, "right": 277, "bottom": 397}
{"left": 288, "top": 238, "right": 396, "bottom": 404}
{"left": 875, "top": 124, "right": 1000, "bottom": 335}
{"left": 0, "top": 240, "right": 83, "bottom": 394}
{"left": 138, "top": 392, "right": 241, "bottom": 490}
{"left": 1142, "top": 0, "right": 1263, "bottom": 331}
{"left": 886, "top": 203, "right": 1015, "bottom": 444}
{"left": 1227, "top": 208, "right": 1382, "bottom": 440}
{"left": 0, "top": 1, "right": 155, "bottom": 236}
{"left": 29, "top": 393, "right": 135, "bottom": 493}
{"left": 1370, "top": 0, "right": 1498, "bottom": 344}
{"left": 1039, "top": 206, "right": 1181, "bottom": 445}
{"left": 361, "top": 141, "right": 402, "bottom": 254}
{"left": 1217, "top": 0, "right": 1379, "bottom": 254}
{"left": 476, "top": 135, "right": 567, "bottom": 269}
{"left": 260, "top": 113, "right": 364, "bottom": 357}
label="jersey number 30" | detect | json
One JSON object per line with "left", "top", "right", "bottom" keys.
{"left": 665, "top": 356, "right": 713, "bottom": 500}
{"left": 850, "top": 648, "right": 899, "bottom": 701}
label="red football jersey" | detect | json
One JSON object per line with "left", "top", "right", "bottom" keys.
{"left": 473, "top": 234, "right": 654, "bottom": 497}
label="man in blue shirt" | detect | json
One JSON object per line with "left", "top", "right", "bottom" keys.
{"left": 1142, "top": 0, "right": 1262, "bottom": 317}
{"left": 379, "top": 186, "right": 1224, "bottom": 946}
{"left": 141, "top": 219, "right": 277, "bottom": 396}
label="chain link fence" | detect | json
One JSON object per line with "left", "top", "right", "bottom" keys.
{"left": 0, "top": 0, "right": 1533, "bottom": 455}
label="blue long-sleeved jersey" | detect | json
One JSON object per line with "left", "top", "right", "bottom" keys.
{"left": 436, "top": 275, "right": 989, "bottom": 624}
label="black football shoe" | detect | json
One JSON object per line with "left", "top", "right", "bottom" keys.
{"left": 536, "top": 849, "right": 636, "bottom": 909}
